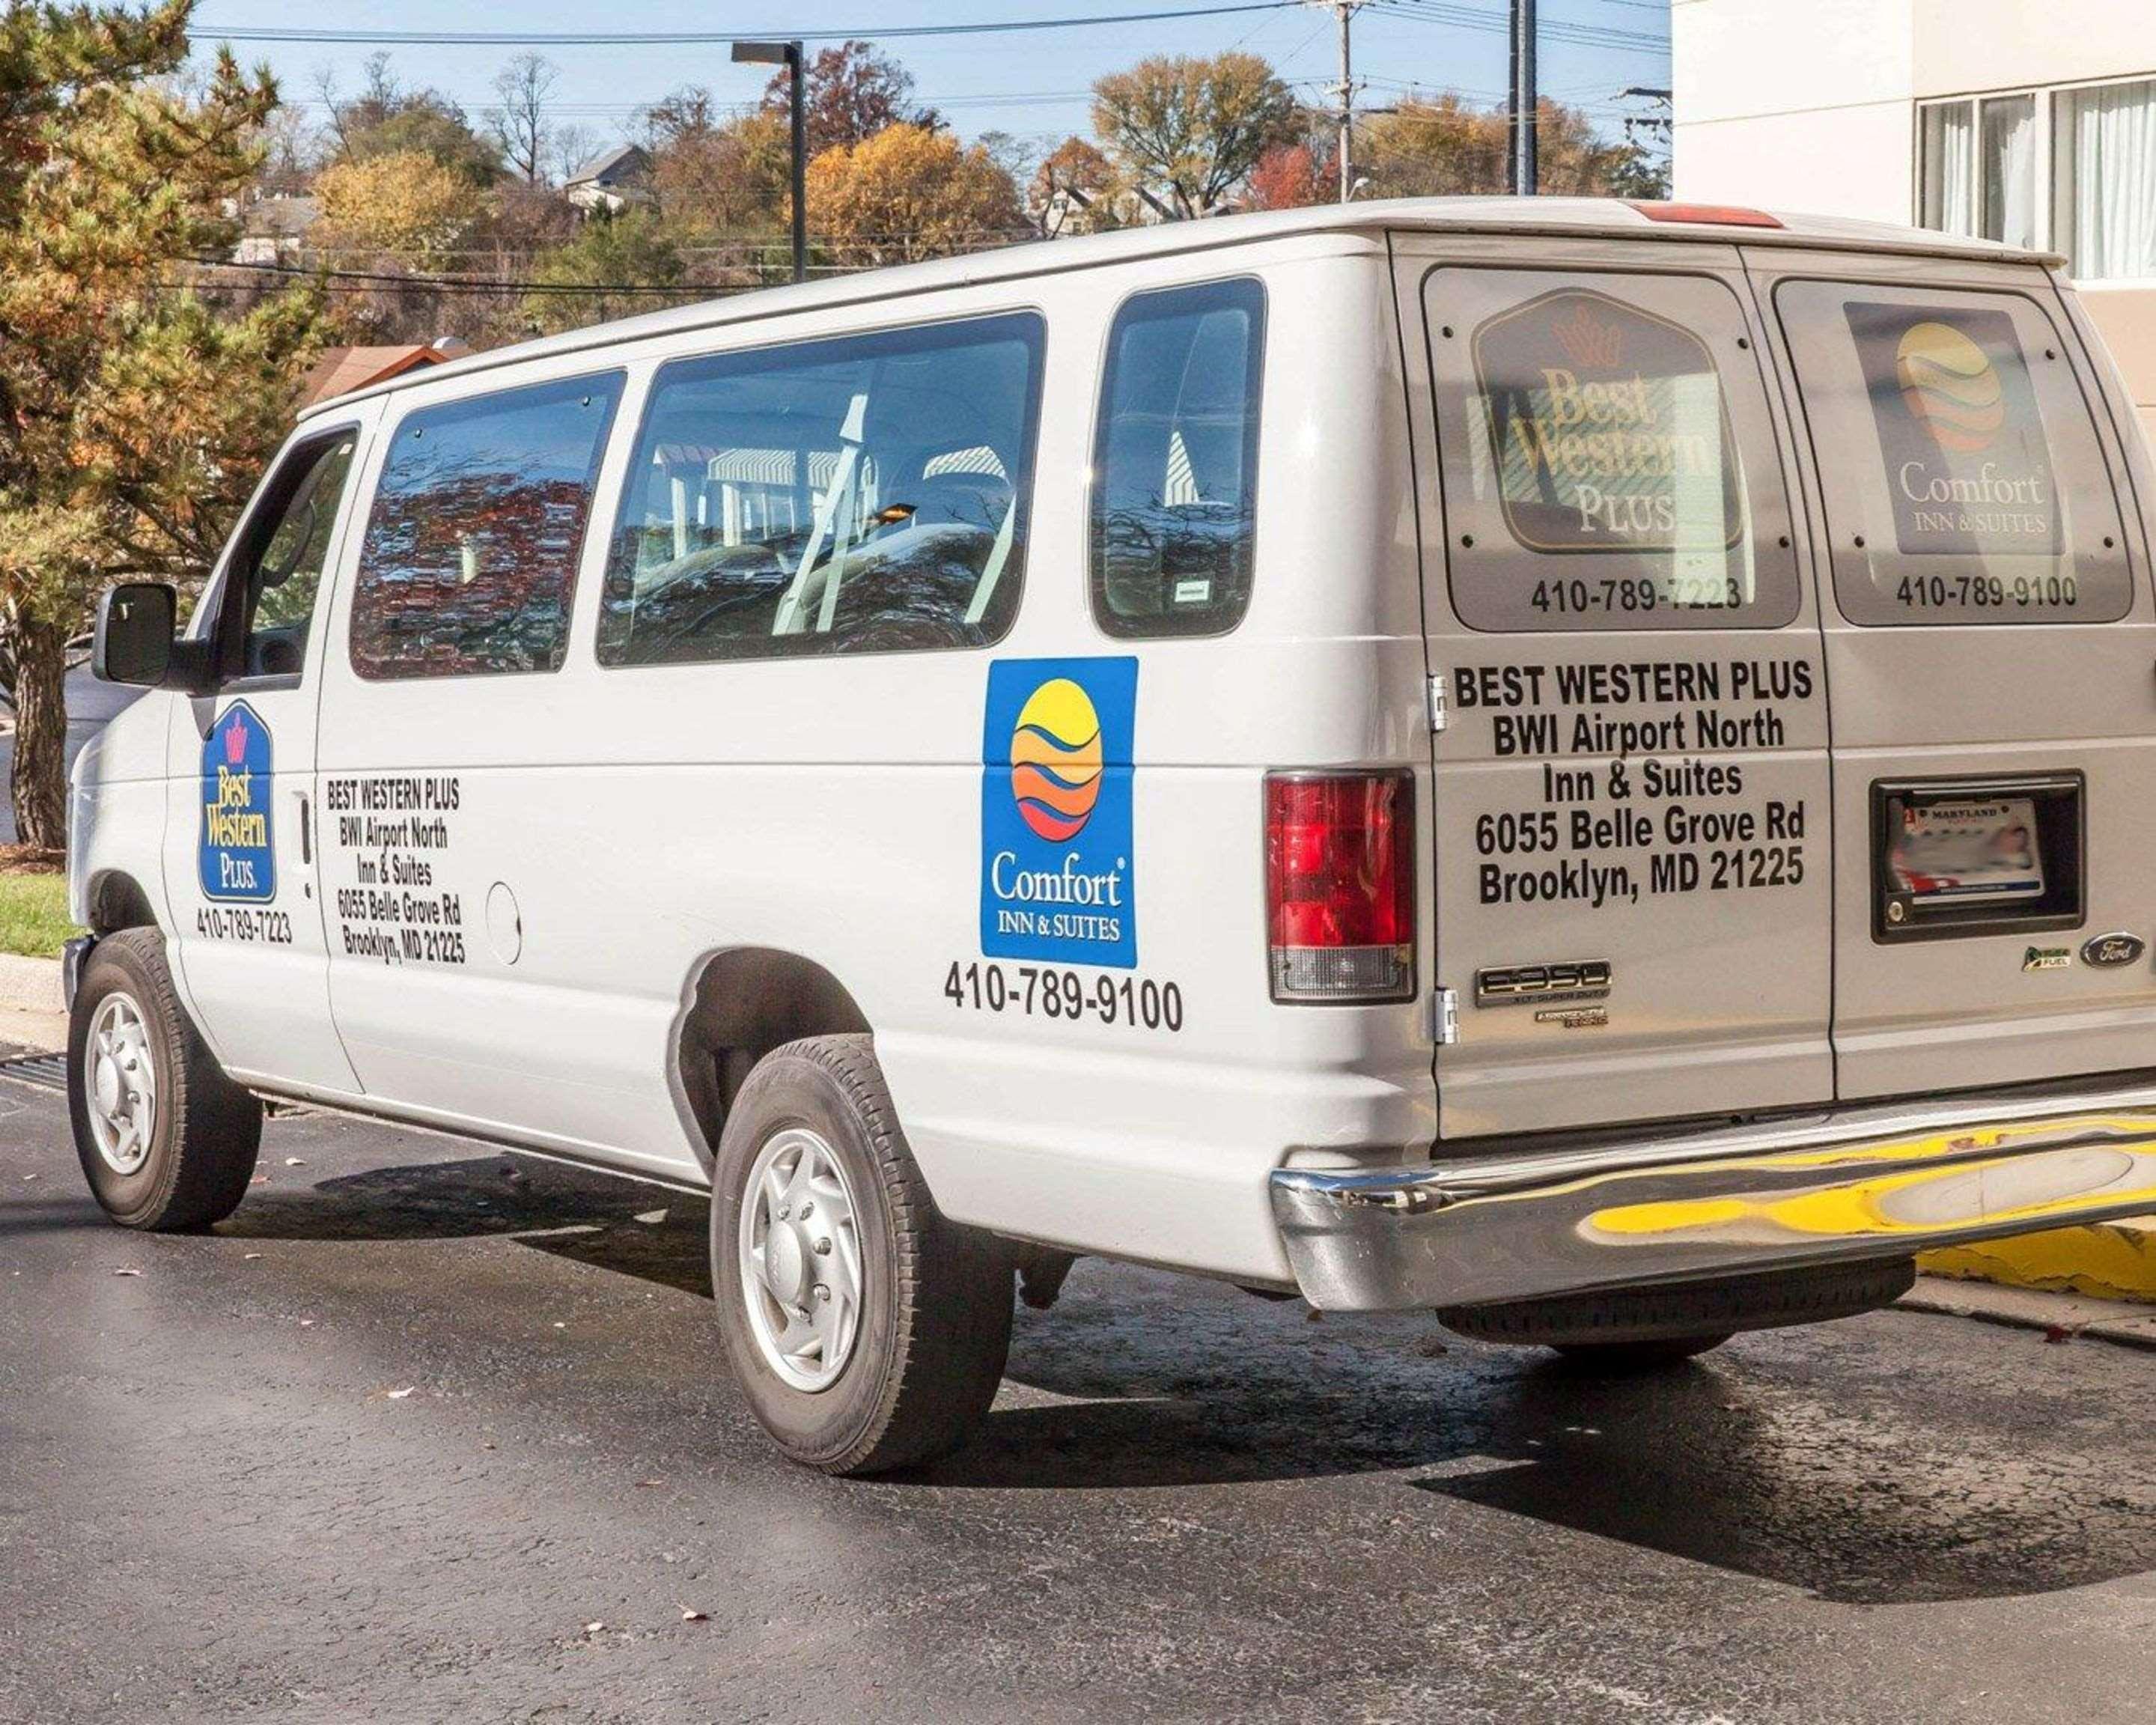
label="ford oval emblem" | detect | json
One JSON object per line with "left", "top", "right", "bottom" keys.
{"left": 2080, "top": 931, "right": 2146, "bottom": 968}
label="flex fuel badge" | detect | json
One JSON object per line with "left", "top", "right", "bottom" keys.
{"left": 980, "top": 657, "right": 1138, "bottom": 969}
{"left": 200, "top": 702, "right": 274, "bottom": 903}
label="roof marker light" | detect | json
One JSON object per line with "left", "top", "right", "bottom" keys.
{"left": 1627, "top": 201, "right": 1785, "bottom": 229}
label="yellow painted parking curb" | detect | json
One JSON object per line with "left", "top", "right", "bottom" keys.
{"left": 1919, "top": 1214, "right": 2156, "bottom": 1303}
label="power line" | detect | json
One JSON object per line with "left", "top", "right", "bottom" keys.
{"left": 1376, "top": 0, "right": 1666, "bottom": 51}
{"left": 180, "top": 255, "right": 730, "bottom": 295}
{"left": 192, "top": 4, "right": 1297, "bottom": 47}
{"left": 285, "top": 91, "right": 1102, "bottom": 118}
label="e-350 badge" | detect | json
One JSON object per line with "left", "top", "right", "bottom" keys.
{"left": 1476, "top": 959, "right": 1611, "bottom": 1009}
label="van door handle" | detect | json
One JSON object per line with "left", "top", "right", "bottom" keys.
{"left": 296, "top": 791, "right": 313, "bottom": 864}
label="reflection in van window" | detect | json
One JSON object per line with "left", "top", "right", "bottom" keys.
{"left": 1428, "top": 273, "right": 1806, "bottom": 632}
{"left": 597, "top": 313, "right": 1045, "bottom": 666}
{"left": 1441, "top": 279, "right": 1797, "bottom": 630}
{"left": 1091, "top": 278, "right": 1265, "bottom": 639}
{"left": 350, "top": 374, "right": 624, "bottom": 680}
{"left": 1773, "top": 280, "right": 2130, "bottom": 625}
{"left": 237, "top": 433, "right": 356, "bottom": 681}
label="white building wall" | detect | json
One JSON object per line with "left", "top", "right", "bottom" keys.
{"left": 1912, "top": 0, "right": 2156, "bottom": 98}
{"left": 1674, "top": 0, "right": 2156, "bottom": 446}
{"left": 1672, "top": 0, "right": 1915, "bottom": 223}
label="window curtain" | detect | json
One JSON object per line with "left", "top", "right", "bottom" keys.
{"left": 2056, "top": 79, "right": 2156, "bottom": 280}
{"left": 1980, "top": 95, "right": 2036, "bottom": 249}
{"left": 1920, "top": 103, "right": 1975, "bottom": 236}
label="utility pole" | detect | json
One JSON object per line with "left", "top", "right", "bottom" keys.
{"left": 1508, "top": 0, "right": 1538, "bottom": 196}
{"left": 1310, "top": 1, "right": 1366, "bottom": 204}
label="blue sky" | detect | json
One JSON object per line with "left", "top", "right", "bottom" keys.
{"left": 185, "top": 0, "right": 1670, "bottom": 162}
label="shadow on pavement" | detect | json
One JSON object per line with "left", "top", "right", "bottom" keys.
{"left": 205, "top": 1152, "right": 2156, "bottom": 1606}
{"left": 219, "top": 1155, "right": 715, "bottom": 1294}
{"left": 1407, "top": 1357, "right": 2156, "bottom": 1605}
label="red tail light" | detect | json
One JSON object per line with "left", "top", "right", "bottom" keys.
{"left": 1264, "top": 772, "right": 1416, "bottom": 1003}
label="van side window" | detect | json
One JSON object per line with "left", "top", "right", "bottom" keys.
{"left": 350, "top": 374, "right": 624, "bottom": 680}
{"left": 1427, "top": 270, "right": 1800, "bottom": 631}
{"left": 1773, "top": 281, "right": 2131, "bottom": 625}
{"left": 1090, "top": 278, "right": 1265, "bottom": 639}
{"left": 223, "top": 431, "right": 358, "bottom": 683}
{"left": 596, "top": 312, "right": 1045, "bottom": 666}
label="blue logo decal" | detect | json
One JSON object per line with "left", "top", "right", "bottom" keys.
{"left": 981, "top": 657, "right": 1138, "bottom": 968}
{"left": 200, "top": 702, "right": 275, "bottom": 903}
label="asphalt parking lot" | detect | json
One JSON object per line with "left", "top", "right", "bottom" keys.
{"left": 3, "top": 1070, "right": 2153, "bottom": 1725}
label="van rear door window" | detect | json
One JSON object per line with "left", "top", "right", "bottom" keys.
{"left": 1773, "top": 280, "right": 2131, "bottom": 624}
{"left": 1426, "top": 269, "right": 1800, "bottom": 631}
{"left": 596, "top": 311, "right": 1044, "bottom": 666}
{"left": 350, "top": 373, "right": 624, "bottom": 680}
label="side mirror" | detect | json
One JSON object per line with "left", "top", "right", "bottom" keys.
{"left": 92, "top": 582, "right": 213, "bottom": 693}
{"left": 92, "top": 583, "right": 176, "bottom": 686}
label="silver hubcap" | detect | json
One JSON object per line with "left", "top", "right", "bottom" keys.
{"left": 85, "top": 993, "right": 157, "bottom": 1175}
{"left": 738, "top": 1127, "right": 863, "bottom": 1392}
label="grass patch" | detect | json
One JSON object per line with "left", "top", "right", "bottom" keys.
{"left": 0, "top": 872, "right": 78, "bottom": 959}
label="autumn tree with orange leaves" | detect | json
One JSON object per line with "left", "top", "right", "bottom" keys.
{"left": 806, "top": 124, "right": 1027, "bottom": 269}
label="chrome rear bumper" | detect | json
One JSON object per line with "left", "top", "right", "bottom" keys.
{"left": 1270, "top": 1079, "right": 2156, "bottom": 1311}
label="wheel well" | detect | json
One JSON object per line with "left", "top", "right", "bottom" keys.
{"left": 86, "top": 870, "right": 157, "bottom": 935}
{"left": 673, "top": 948, "right": 871, "bottom": 1166}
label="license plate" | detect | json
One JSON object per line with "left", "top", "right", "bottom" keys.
{"left": 1889, "top": 797, "right": 2046, "bottom": 905}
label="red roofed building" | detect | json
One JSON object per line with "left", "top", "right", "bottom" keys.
{"left": 299, "top": 338, "right": 472, "bottom": 409}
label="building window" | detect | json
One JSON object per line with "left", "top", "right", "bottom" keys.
{"left": 1919, "top": 101, "right": 1975, "bottom": 236}
{"left": 1918, "top": 77, "right": 2156, "bottom": 281}
{"left": 2054, "top": 78, "right": 2156, "bottom": 281}
{"left": 1980, "top": 94, "right": 2038, "bottom": 252}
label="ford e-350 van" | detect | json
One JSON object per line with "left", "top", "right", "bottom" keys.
{"left": 67, "top": 198, "right": 2156, "bottom": 1472}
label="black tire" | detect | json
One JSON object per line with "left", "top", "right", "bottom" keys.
{"left": 1441, "top": 1258, "right": 1917, "bottom": 1356}
{"left": 1551, "top": 1335, "right": 1732, "bottom": 1372}
{"left": 68, "top": 928, "right": 263, "bottom": 1230}
{"left": 710, "top": 1034, "right": 1013, "bottom": 1476}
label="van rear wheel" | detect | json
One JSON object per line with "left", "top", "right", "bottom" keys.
{"left": 68, "top": 928, "right": 262, "bottom": 1230}
{"left": 710, "top": 1035, "right": 1013, "bottom": 1476}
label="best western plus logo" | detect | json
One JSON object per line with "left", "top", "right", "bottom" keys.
{"left": 200, "top": 702, "right": 275, "bottom": 903}
{"left": 980, "top": 658, "right": 1138, "bottom": 969}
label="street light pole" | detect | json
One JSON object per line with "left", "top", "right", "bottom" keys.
{"left": 731, "top": 38, "right": 807, "bottom": 284}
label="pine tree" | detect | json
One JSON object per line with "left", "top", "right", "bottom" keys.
{"left": 0, "top": 1, "right": 325, "bottom": 846}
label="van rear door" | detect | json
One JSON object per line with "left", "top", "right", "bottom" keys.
{"left": 1751, "top": 252, "right": 2156, "bottom": 1099}
{"left": 1397, "top": 235, "right": 1833, "bottom": 1139}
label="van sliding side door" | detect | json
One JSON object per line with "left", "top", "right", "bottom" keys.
{"left": 1392, "top": 233, "right": 1834, "bottom": 1140}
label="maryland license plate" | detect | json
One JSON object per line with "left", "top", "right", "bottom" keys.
{"left": 1889, "top": 797, "right": 2046, "bottom": 905}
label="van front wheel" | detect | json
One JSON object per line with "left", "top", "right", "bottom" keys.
{"left": 68, "top": 928, "right": 262, "bottom": 1230}
{"left": 710, "top": 1035, "right": 1013, "bottom": 1476}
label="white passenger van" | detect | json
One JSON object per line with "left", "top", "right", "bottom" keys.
{"left": 68, "top": 198, "right": 2156, "bottom": 1472}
